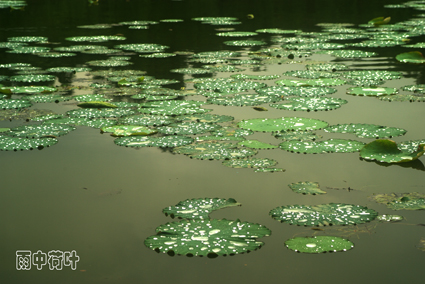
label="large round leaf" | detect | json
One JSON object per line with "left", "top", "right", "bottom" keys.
{"left": 238, "top": 117, "right": 328, "bottom": 132}
{"left": 0, "top": 135, "right": 58, "bottom": 151}
{"left": 269, "top": 203, "right": 378, "bottom": 226}
{"left": 162, "top": 198, "right": 241, "bottom": 219}
{"left": 285, "top": 236, "right": 354, "bottom": 253}
{"left": 359, "top": 139, "right": 425, "bottom": 163}
{"left": 144, "top": 218, "right": 271, "bottom": 257}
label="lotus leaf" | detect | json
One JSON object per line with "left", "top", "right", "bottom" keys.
{"left": 7, "top": 123, "right": 75, "bottom": 138}
{"left": 281, "top": 42, "right": 345, "bottom": 50}
{"left": 157, "top": 122, "right": 221, "bottom": 135}
{"left": 194, "top": 79, "right": 267, "bottom": 92}
{"left": 170, "top": 68, "right": 213, "bottom": 75}
{"left": 275, "top": 78, "right": 346, "bottom": 87}
{"left": 0, "top": 86, "right": 56, "bottom": 94}
{"left": 203, "top": 65, "right": 245, "bottom": 72}
{"left": 191, "top": 51, "right": 241, "bottom": 58}
{"left": 0, "top": 99, "right": 32, "bottom": 109}
{"left": 399, "top": 139, "right": 425, "bottom": 153}
{"left": 256, "top": 28, "right": 299, "bottom": 34}
{"left": 238, "top": 117, "right": 328, "bottom": 132}
{"left": 350, "top": 40, "right": 403, "bottom": 48}
{"left": 9, "top": 74, "right": 56, "bottom": 82}
{"left": 66, "top": 35, "right": 126, "bottom": 42}
{"left": 211, "top": 127, "right": 253, "bottom": 137}
{"left": 45, "top": 117, "right": 117, "bottom": 128}
{"left": 376, "top": 215, "right": 403, "bottom": 222}
{"left": 8, "top": 36, "right": 46, "bottom": 42}
{"left": 317, "top": 49, "right": 377, "bottom": 58}
{"left": 195, "top": 135, "right": 245, "bottom": 142}
{"left": 114, "top": 135, "right": 194, "bottom": 148}
{"left": 118, "top": 114, "right": 174, "bottom": 126}
{"left": 175, "top": 114, "right": 233, "bottom": 123}
{"left": 163, "top": 198, "right": 241, "bottom": 219}
{"left": 270, "top": 203, "right": 378, "bottom": 226}
{"left": 379, "top": 94, "right": 425, "bottom": 102}
{"left": 254, "top": 168, "right": 285, "bottom": 173}
{"left": 396, "top": 51, "right": 425, "bottom": 63}
{"left": 306, "top": 63, "right": 348, "bottom": 71}
{"left": 222, "top": 158, "right": 277, "bottom": 168}
{"left": 0, "top": 135, "right": 58, "bottom": 151}
{"left": 347, "top": 87, "right": 397, "bottom": 96}
{"left": 230, "top": 74, "right": 280, "bottom": 80}
{"left": 401, "top": 84, "right": 425, "bottom": 93}
{"left": 173, "top": 141, "right": 257, "bottom": 160}
{"left": 0, "top": 109, "right": 55, "bottom": 121}
{"left": 77, "top": 101, "right": 118, "bottom": 108}
{"left": 282, "top": 70, "right": 340, "bottom": 79}
{"left": 138, "top": 105, "right": 211, "bottom": 116}
{"left": 285, "top": 236, "right": 354, "bottom": 253}
{"left": 237, "top": 140, "right": 277, "bottom": 149}
{"left": 289, "top": 181, "right": 326, "bottom": 195}
{"left": 341, "top": 70, "right": 401, "bottom": 80}
{"left": 324, "top": 123, "right": 406, "bottom": 139}
{"left": 207, "top": 93, "right": 283, "bottom": 106}
{"left": 7, "top": 46, "right": 51, "bottom": 54}
{"left": 144, "top": 218, "right": 270, "bottom": 257}
{"left": 256, "top": 86, "right": 336, "bottom": 97}
{"left": 274, "top": 130, "right": 321, "bottom": 141}
{"left": 223, "top": 40, "right": 266, "bottom": 46}
{"left": 140, "top": 53, "right": 176, "bottom": 58}
{"left": 270, "top": 97, "right": 347, "bottom": 111}
{"left": 280, "top": 139, "right": 365, "bottom": 154}
{"left": 47, "top": 67, "right": 91, "bottom": 73}
{"left": 216, "top": 31, "right": 258, "bottom": 37}
{"left": 101, "top": 125, "right": 157, "bottom": 136}
{"left": 359, "top": 139, "right": 425, "bottom": 163}
{"left": 67, "top": 108, "right": 135, "bottom": 119}
{"left": 86, "top": 59, "right": 132, "bottom": 67}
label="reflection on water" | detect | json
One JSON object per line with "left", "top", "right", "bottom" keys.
{"left": 1, "top": 0, "right": 425, "bottom": 283}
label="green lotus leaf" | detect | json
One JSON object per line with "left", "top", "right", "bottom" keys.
{"left": 194, "top": 79, "right": 267, "bottom": 92}
{"left": 401, "top": 84, "right": 425, "bottom": 93}
{"left": 44, "top": 117, "right": 117, "bottom": 128}
{"left": 237, "top": 140, "right": 278, "bottom": 149}
{"left": 192, "top": 17, "right": 238, "bottom": 21}
{"left": 317, "top": 49, "right": 377, "bottom": 58}
{"left": 101, "top": 125, "right": 157, "bottom": 136}
{"left": 324, "top": 123, "right": 406, "bottom": 139}
{"left": 119, "top": 20, "right": 158, "bottom": 25}
{"left": 170, "top": 68, "right": 213, "bottom": 75}
{"left": 270, "top": 97, "right": 347, "bottom": 111}
{"left": 118, "top": 114, "right": 174, "bottom": 126}
{"left": 216, "top": 31, "right": 258, "bottom": 37}
{"left": 195, "top": 135, "right": 245, "bottom": 142}
{"left": 0, "top": 135, "right": 58, "bottom": 151}
{"left": 359, "top": 139, "right": 425, "bottom": 163}
{"left": 191, "top": 50, "right": 241, "bottom": 59}
{"left": 66, "top": 35, "right": 126, "bottom": 42}
{"left": 163, "top": 198, "right": 241, "bottom": 219}
{"left": 281, "top": 42, "right": 345, "bottom": 50}
{"left": 73, "top": 94, "right": 110, "bottom": 103}
{"left": 157, "top": 122, "right": 221, "bottom": 135}
{"left": 341, "top": 70, "right": 401, "bottom": 80}
{"left": 211, "top": 127, "right": 253, "bottom": 137}
{"left": 396, "top": 51, "right": 425, "bottom": 63}
{"left": 256, "top": 28, "right": 299, "bottom": 34}
{"left": 86, "top": 59, "right": 132, "bottom": 67}
{"left": 282, "top": 70, "right": 340, "bottom": 79}
{"left": 238, "top": 117, "right": 328, "bottom": 132}
{"left": 280, "top": 139, "right": 365, "bottom": 154}
{"left": 9, "top": 74, "right": 56, "bottom": 82}
{"left": 256, "top": 86, "right": 336, "bottom": 97}
{"left": 230, "top": 74, "right": 280, "bottom": 80}
{"left": 275, "top": 78, "right": 346, "bottom": 87}
{"left": 350, "top": 40, "right": 404, "bottom": 48}
{"left": 115, "top": 135, "right": 193, "bottom": 148}
{"left": 175, "top": 114, "right": 233, "bottom": 123}
{"left": 7, "top": 46, "right": 51, "bottom": 54}
{"left": 7, "top": 123, "right": 75, "bottom": 138}
{"left": 368, "top": 16, "right": 391, "bottom": 26}
{"left": 203, "top": 65, "right": 245, "bottom": 72}
{"left": 0, "top": 99, "right": 32, "bottom": 109}
{"left": 285, "top": 236, "right": 354, "bottom": 253}
{"left": 222, "top": 158, "right": 277, "bottom": 168}
{"left": 254, "top": 168, "right": 285, "bottom": 173}
{"left": 160, "top": 19, "right": 184, "bottom": 23}
{"left": 21, "top": 94, "right": 68, "bottom": 103}
{"left": 1, "top": 109, "right": 56, "bottom": 121}
{"left": 0, "top": 128, "right": 9, "bottom": 132}
{"left": 347, "top": 87, "right": 398, "bottom": 96}
{"left": 115, "top": 43, "right": 168, "bottom": 53}
{"left": 67, "top": 108, "right": 135, "bottom": 119}
{"left": 306, "top": 63, "right": 348, "bottom": 71}
{"left": 0, "top": 86, "right": 56, "bottom": 94}
{"left": 138, "top": 105, "right": 211, "bottom": 116}
{"left": 223, "top": 40, "right": 266, "bottom": 46}
{"left": 387, "top": 198, "right": 425, "bottom": 211}
{"left": 398, "top": 139, "right": 425, "bottom": 153}
{"left": 207, "top": 93, "right": 283, "bottom": 106}
{"left": 144, "top": 218, "right": 271, "bottom": 257}
{"left": 289, "top": 181, "right": 326, "bottom": 195}
{"left": 81, "top": 48, "right": 120, "bottom": 55}
{"left": 270, "top": 203, "right": 378, "bottom": 226}
{"left": 173, "top": 141, "right": 257, "bottom": 160}
{"left": 77, "top": 23, "right": 113, "bottom": 29}
{"left": 77, "top": 101, "right": 118, "bottom": 108}
{"left": 37, "top": 52, "right": 77, "bottom": 57}
{"left": 376, "top": 215, "right": 404, "bottom": 222}
{"left": 274, "top": 130, "right": 321, "bottom": 141}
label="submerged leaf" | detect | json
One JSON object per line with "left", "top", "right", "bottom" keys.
{"left": 289, "top": 181, "right": 326, "bottom": 195}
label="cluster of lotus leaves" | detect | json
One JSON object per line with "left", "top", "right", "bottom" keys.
{"left": 359, "top": 139, "right": 425, "bottom": 163}
{"left": 269, "top": 203, "right": 378, "bottom": 226}
{"left": 285, "top": 236, "right": 354, "bottom": 253}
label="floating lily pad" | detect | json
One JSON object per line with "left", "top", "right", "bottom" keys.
{"left": 275, "top": 78, "right": 346, "bottom": 87}
{"left": 157, "top": 122, "right": 221, "bottom": 135}
{"left": 72, "top": 94, "right": 110, "bottom": 102}
{"left": 399, "top": 139, "right": 425, "bottom": 153}
{"left": 163, "top": 198, "right": 241, "bottom": 219}
{"left": 396, "top": 51, "right": 425, "bottom": 63}
{"left": 0, "top": 109, "right": 55, "bottom": 121}
{"left": 237, "top": 140, "right": 277, "bottom": 149}
{"left": 376, "top": 215, "right": 404, "bottom": 222}
{"left": 0, "top": 86, "right": 56, "bottom": 94}
{"left": 144, "top": 218, "right": 271, "bottom": 257}
{"left": 0, "top": 99, "right": 32, "bottom": 109}
{"left": 195, "top": 135, "right": 245, "bottom": 142}
{"left": 317, "top": 49, "right": 377, "bottom": 58}
{"left": 207, "top": 93, "right": 283, "bottom": 106}
{"left": 173, "top": 141, "right": 257, "bottom": 160}
{"left": 270, "top": 97, "right": 347, "bottom": 111}
{"left": 223, "top": 40, "right": 266, "bottom": 46}
{"left": 238, "top": 117, "right": 328, "bottom": 132}
{"left": 67, "top": 108, "right": 135, "bottom": 119}
{"left": 230, "top": 74, "right": 280, "bottom": 80}
{"left": 101, "top": 125, "right": 157, "bottom": 136}
{"left": 66, "top": 35, "right": 126, "bottom": 42}
{"left": 44, "top": 117, "right": 117, "bottom": 128}
{"left": 114, "top": 135, "right": 194, "bottom": 148}
{"left": 86, "top": 59, "right": 132, "bottom": 67}
{"left": 9, "top": 74, "right": 56, "bottom": 82}
{"left": 360, "top": 139, "right": 425, "bottom": 163}
{"left": 289, "top": 181, "right": 326, "bottom": 195}
{"left": 7, "top": 123, "right": 75, "bottom": 138}
{"left": 270, "top": 203, "right": 378, "bottom": 226}
{"left": 195, "top": 79, "right": 267, "bottom": 92}
{"left": 306, "top": 63, "right": 348, "bottom": 72}
{"left": 254, "top": 168, "right": 285, "bottom": 173}
{"left": 170, "top": 68, "right": 213, "bottom": 75}
{"left": 280, "top": 139, "right": 364, "bottom": 154}
{"left": 274, "top": 130, "right": 321, "bottom": 141}
{"left": 324, "top": 123, "right": 406, "bottom": 139}
{"left": 256, "top": 86, "right": 336, "bottom": 97}
{"left": 0, "top": 135, "right": 58, "bottom": 151}
{"left": 118, "top": 114, "right": 174, "bottom": 126}
{"left": 341, "top": 70, "right": 401, "bottom": 80}
{"left": 211, "top": 127, "right": 253, "bottom": 137}
{"left": 347, "top": 87, "right": 398, "bottom": 96}
{"left": 139, "top": 100, "right": 210, "bottom": 116}
{"left": 282, "top": 70, "right": 340, "bottom": 79}
{"left": 285, "top": 236, "right": 354, "bottom": 253}
{"left": 222, "top": 158, "right": 277, "bottom": 168}
{"left": 175, "top": 114, "right": 233, "bottom": 123}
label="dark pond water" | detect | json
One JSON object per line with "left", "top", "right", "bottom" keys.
{"left": 1, "top": 0, "right": 425, "bottom": 283}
